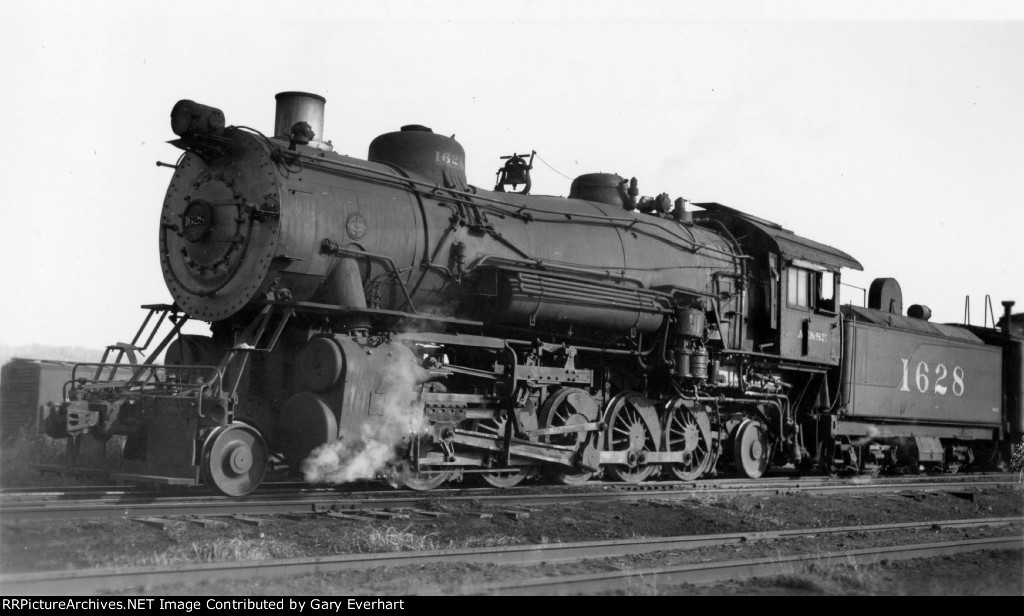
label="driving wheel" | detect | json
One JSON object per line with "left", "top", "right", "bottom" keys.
{"left": 540, "top": 387, "right": 600, "bottom": 485}
{"left": 400, "top": 469, "right": 452, "bottom": 491}
{"left": 473, "top": 417, "right": 531, "bottom": 488}
{"left": 662, "top": 398, "right": 715, "bottom": 481}
{"left": 604, "top": 391, "right": 659, "bottom": 483}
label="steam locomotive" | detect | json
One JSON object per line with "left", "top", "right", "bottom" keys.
{"left": 42, "top": 92, "right": 1023, "bottom": 495}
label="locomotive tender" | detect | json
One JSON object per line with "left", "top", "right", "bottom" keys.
{"left": 42, "top": 92, "right": 1023, "bottom": 495}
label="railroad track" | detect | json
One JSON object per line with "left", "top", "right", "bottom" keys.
{"left": 4, "top": 470, "right": 1012, "bottom": 501}
{"left": 1, "top": 517, "right": 1019, "bottom": 595}
{"left": 1, "top": 474, "right": 1016, "bottom": 522}
{"left": 462, "top": 536, "right": 1024, "bottom": 596}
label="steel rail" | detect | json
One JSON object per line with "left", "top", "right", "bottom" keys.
{"left": 4, "top": 470, "right": 1009, "bottom": 497}
{"left": 454, "top": 536, "right": 1024, "bottom": 596}
{"left": 4, "top": 471, "right": 1008, "bottom": 499}
{"left": 0, "top": 518, "right": 1018, "bottom": 595}
{"left": 0, "top": 477, "right": 1017, "bottom": 522}
{"left": 0, "top": 481, "right": 371, "bottom": 502}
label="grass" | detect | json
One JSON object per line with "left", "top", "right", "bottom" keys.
{"left": 351, "top": 524, "right": 523, "bottom": 553}
{"left": 96, "top": 536, "right": 304, "bottom": 568}
{"left": 353, "top": 525, "right": 440, "bottom": 552}
{"left": 321, "top": 521, "right": 525, "bottom": 555}
{"left": 415, "top": 497, "right": 458, "bottom": 514}
{"left": 86, "top": 524, "right": 304, "bottom": 568}
{"left": 450, "top": 534, "right": 523, "bottom": 549}
{"left": 622, "top": 573, "right": 663, "bottom": 596}
{"left": 765, "top": 549, "right": 877, "bottom": 595}
{"left": 155, "top": 537, "right": 302, "bottom": 564}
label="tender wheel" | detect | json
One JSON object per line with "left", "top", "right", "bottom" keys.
{"left": 201, "top": 423, "right": 269, "bottom": 497}
{"left": 605, "top": 392, "right": 659, "bottom": 483}
{"left": 662, "top": 398, "right": 714, "bottom": 481}
{"left": 733, "top": 419, "right": 770, "bottom": 479}
{"left": 540, "top": 387, "right": 600, "bottom": 485}
{"left": 473, "top": 418, "right": 531, "bottom": 488}
{"left": 400, "top": 469, "right": 451, "bottom": 491}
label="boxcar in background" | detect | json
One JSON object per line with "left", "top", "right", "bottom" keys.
{"left": 1, "top": 359, "right": 76, "bottom": 440}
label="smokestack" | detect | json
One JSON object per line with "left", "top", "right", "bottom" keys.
{"left": 274, "top": 92, "right": 332, "bottom": 151}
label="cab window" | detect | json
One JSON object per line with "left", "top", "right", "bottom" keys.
{"left": 787, "top": 266, "right": 836, "bottom": 311}
{"left": 787, "top": 267, "right": 811, "bottom": 308}
{"left": 818, "top": 271, "right": 835, "bottom": 311}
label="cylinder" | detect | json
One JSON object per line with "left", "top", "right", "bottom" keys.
{"left": 275, "top": 92, "right": 328, "bottom": 148}
{"left": 690, "top": 347, "right": 709, "bottom": 380}
{"left": 298, "top": 337, "right": 345, "bottom": 392}
{"left": 279, "top": 392, "right": 339, "bottom": 465}
{"left": 674, "top": 347, "right": 691, "bottom": 378}
{"left": 708, "top": 360, "right": 720, "bottom": 384}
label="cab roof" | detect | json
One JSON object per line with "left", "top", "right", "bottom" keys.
{"left": 693, "top": 202, "right": 863, "bottom": 271}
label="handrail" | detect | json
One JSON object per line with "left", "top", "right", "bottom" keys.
{"left": 65, "top": 362, "right": 224, "bottom": 402}
{"left": 984, "top": 295, "right": 996, "bottom": 329}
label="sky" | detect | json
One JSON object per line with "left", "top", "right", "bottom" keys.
{"left": 1, "top": 0, "right": 1022, "bottom": 350}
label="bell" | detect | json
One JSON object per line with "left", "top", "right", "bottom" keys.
{"left": 493, "top": 151, "right": 535, "bottom": 194}
{"left": 501, "top": 157, "right": 529, "bottom": 185}
{"left": 504, "top": 169, "right": 527, "bottom": 185}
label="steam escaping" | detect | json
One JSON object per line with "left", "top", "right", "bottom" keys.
{"left": 849, "top": 425, "right": 881, "bottom": 447}
{"left": 302, "top": 359, "right": 429, "bottom": 484}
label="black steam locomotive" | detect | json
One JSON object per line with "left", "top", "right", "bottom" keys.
{"left": 42, "top": 92, "right": 1023, "bottom": 495}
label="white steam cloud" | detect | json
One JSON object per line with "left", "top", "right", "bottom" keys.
{"left": 849, "top": 425, "right": 881, "bottom": 447}
{"left": 302, "top": 359, "right": 428, "bottom": 484}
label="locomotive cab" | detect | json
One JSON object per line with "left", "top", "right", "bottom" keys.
{"left": 777, "top": 259, "right": 842, "bottom": 365}
{"left": 690, "top": 202, "right": 861, "bottom": 366}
